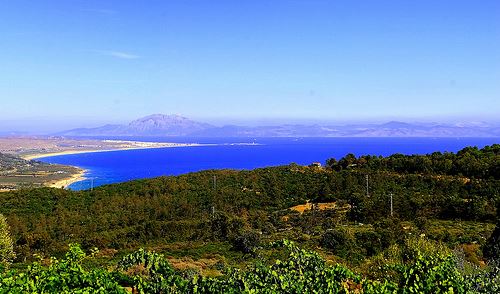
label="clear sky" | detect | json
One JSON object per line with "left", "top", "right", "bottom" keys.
{"left": 0, "top": 0, "right": 499, "bottom": 131}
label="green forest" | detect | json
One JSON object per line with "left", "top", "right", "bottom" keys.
{"left": 0, "top": 144, "right": 499, "bottom": 293}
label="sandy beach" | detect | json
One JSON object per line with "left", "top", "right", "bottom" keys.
{"left": 15, "top": 140, "right": 207, "bottom": 189}
{"left": 22, "top": 148, "right": 140, "bottom": 160}
{"left": 0, "top": 138, "right": 258, "bottom": 190}
{"left": 20, "top": 142, "right": 204, "bottom": 161}
{"left": 47, "top": 167, "right": 87, "bottom": 189}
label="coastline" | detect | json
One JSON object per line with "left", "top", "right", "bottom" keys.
{"left": 22, "top": 148, "right": 142, "bottom": 160}
{"left": 20, "top": 141, "right": 259, "bottom": 161}
{"left": 16, "top": 141, "right": 259, "bottom": 190}
{"left": 20, "top": 142, "right": 207, "bottom": 190}
{"left": 21, "top": 143, "right": 204, "bottom": 161}
{"left": 47, "top": 167, "right": 87, "bottom": 189}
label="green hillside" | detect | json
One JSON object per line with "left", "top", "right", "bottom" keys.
{"left": 1, "top": 144, "right": 499, "bottom": 292}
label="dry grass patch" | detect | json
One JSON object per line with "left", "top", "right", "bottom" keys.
{"left": 289, "top": 202, "right": 350, "bottom": 214}
{"left": 167, "top": 256, "right": 223, "bottom": 276}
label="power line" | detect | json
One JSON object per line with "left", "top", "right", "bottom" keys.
{"left": 212, "top": 175, "right": 217, "bottom": 217}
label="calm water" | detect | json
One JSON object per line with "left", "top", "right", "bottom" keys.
{"left": 39, "top": 137, "right": 499, "bottom": 190}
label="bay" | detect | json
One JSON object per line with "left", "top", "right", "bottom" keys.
{"left": 39, "top": 137, "right": 499, "bottom": 190}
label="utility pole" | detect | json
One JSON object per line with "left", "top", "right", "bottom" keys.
{"left": 365, "top": 175, "right": 369, "bottom": 197}
{"left": 90, "top": 178, "right": 94, "bottom": 191}
{"left": 390, "top": 193, "right": 393, "bottom": 217}
{"left": 211, "top": 175, "right": 217, "bottom": 217}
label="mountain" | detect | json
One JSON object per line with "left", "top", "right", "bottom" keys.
{"left": 57, "top": 115, "right": 500, "bottom": 137}
{"left": 57, "top": 114, "right": 214, "bottom": 136}
{"left": 194, "top": 121, "right": 500, "bottom": 137}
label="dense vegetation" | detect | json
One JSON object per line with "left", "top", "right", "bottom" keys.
{"left": 326, "top": 145, "right": 500, "bottom": 180}
{"left": 0, "top": 144, "right": 499, "bottom": 292}
{"left": 1, "top": 239, "right": 498, "bottom": 293}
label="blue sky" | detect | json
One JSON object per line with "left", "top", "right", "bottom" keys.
{"left": 0, "top": 0, "right": 499, "bottom": 131}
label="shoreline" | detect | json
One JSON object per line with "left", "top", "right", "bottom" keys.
{"left": 20, "top": 143, "right": 205, "bottom": 161}
{"left": 20, "top": 141, "right": 260, "bottom": 161}
{"left": 16, "top": 141, "right": 260, "bottom": 190}
{"left": 20, "top": 142, "right": 206, "bottom": 190}
{"left": 47, "top": 167, "right": 87, "bottom": 189}
{"left": 22, "top": 148, "right": 149, "bottom": 160}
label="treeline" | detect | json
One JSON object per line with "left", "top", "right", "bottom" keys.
{"left": 327, "top": 144, "right": 500, "bottom": 180}
{"left": 0, "top": 145, "right": 498, "bottom": 260}
{"left": 326, "top": 144, "right": 500, "bottom": 179}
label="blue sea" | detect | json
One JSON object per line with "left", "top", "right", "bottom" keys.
{"left": 39, "top": 137, "right": 499, "bottom": 190}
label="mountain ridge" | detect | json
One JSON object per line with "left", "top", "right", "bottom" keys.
{"left": 55, "top": 115, "right": 500, "bottom": 137}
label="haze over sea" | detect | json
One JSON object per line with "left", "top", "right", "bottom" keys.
{"left": 38, "top": 137, "right": 499, "bottom": 190}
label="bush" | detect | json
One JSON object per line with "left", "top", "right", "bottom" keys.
{"left": 117, "top": 248, "right": 185, "bottom": 293}
{"left": 321, "top": 228, "right": 354, "bottom": 256}
{"left": 231, "top": 230, "right": 261, "bottom": 255}
{"left": 210, "top": 212, "right": 229, "bottom": 240}
{"left": 373, "top": 218, "right": 405, "bottom": 249}
{"left": 355, "top": 230, "right": 383, "bottom": 256}
{"left": 397, "top": 253, "right": 466, "bottom": 293}
{"left": 0, "top": 244, "right": 125, "bottom": 292}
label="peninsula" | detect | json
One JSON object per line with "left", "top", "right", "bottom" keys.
{"left": 0, "top": 136, "right": 203, "bottom": 190}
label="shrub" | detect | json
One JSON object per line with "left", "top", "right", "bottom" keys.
{"left": 374, "top": 218, "right": 405, "bottom": 249}
{"left": 0, "top": 244, "right": 125, "bottom": 292}
{"left": 231, "top": 230, "right": 261, "bottom": 255}
{"left": 397, "top": 253, "right": 466, "bottom": 293}
{"left": 355, "top": 230, "right": 383, "bottom": 256}
{"left": 321, "top": 228, "right": 354, "bottom": 256}
{"left": 117, "top": 248, "right": 186, "bottom": 293}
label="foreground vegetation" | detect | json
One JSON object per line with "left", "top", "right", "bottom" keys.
{"left": 0, "top": 144, "right": 499, "bottom": 292}
{"left": 1, "top": 239, "right": 499, "bottom": 293}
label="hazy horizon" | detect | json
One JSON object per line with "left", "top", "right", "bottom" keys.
{"left": 1, "top": 113, "right": 500, "bottom": 134}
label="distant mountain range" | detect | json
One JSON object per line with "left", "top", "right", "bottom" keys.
{"left": 56, "top": 114, "right": 500, "bottom": 137}
{"left": 57, "top": 114, "right": 213, "bottom": 137}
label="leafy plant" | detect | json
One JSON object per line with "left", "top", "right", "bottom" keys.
{"left": 117, "top": 248, "right": 187, "bottom": 293}
{"left": 0, "top": 243, "right": 125, "bottom": 293}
